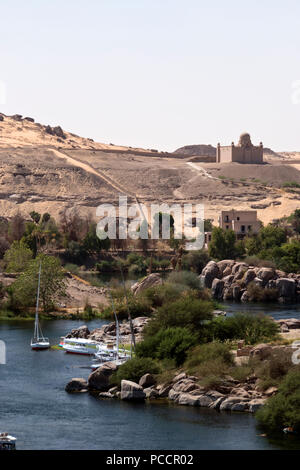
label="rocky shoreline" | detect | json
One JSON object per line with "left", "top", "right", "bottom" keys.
{"left": 65, "top": 342, "right": 298, "bottom": 414}
{"left": 200, "top": 260, "right": 300, "bottom": 303}
{"left": 65, "top": 316, "right": 149, "bottom": 344}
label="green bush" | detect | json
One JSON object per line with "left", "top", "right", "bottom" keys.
{"left": 4, "top": 240, "right": 33, "bottom": 273}
{"left": 136, "top": 327, "right": 197, "bottom": 366}
{"left": 166, "top": 270, "right": 201, "bottom": 290}
{"left": 254, "top": 348, "right": 294, "bottom": 391}
{"left": 282, "top": 181, "right": 300, "bottom": 189}
{"left": 185, "top": 342, "right": 234, "bottom": 371}
{"left": 144, "top": 297, "right": 214, "bottom": 338}
{"left": 256, "top": 371, "right": 300, "bottom": 432}
{"left": 101, "top": 297, "right": 152, "bottom": 320}
{"left": 126, "top": 253, "right": 147, "bottom": 274}
{"left": 64, "top": 263, "right": 80, "bottom": 274}
{"left": 247, "top": 282, "right": 279, "bottom": 302}
{"left": 110, "top": 357, "right": 161, "bottom": 386}
{"left": 141, "top": 283, "right": 187, "bottom": 308}
{"left": 184, "top": 342, "right": 234, "bottom": 387}
{"left": 206, "top": 313, "right": 279, "bottom": 345}
{"left": 96, "top": 260, "right": 113, "bottom": 273}
{"left": 181, "top": 250, "right": 210, "bottom": 274}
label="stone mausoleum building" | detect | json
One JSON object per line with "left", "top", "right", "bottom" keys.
{"left": 216, "top": 133, "right": 263, "bottom": 164}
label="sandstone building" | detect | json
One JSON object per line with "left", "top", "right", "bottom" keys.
{"left": 216, "top": 133, "right": 263, "bottom": 164}
{"left": 219, "top": 210, "right": 261, "bottom": 238}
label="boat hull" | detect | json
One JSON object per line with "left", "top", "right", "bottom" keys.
{"left": 31, "top": 342, "right": 50, "bottom": 350}
{"left": 65, "top": 349, "right": 94, "bottom": 355}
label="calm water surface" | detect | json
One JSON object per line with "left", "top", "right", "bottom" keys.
{"left": 0, "top": 305, "right": 300, "bottom": 450}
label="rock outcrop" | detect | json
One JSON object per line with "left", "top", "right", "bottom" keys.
{"left": 121, "top": 380, "right": 146, "bottom": 401}
{"left": 200, "top": 260, "right": 300, "bottom": 303}
{"left": 66, "top": 316, "right": 149, "bottom": 345}
{"left": 66, "top": 325, "right": 90, "bottom": 339}
{"left": 131, "top": 273, "right": 162, "bottom": 296}
{"left": 65, "top": 378, "right": 88, "bottom": 393}
{"left": 139, "top": 373, "right": 156, "bottom": 388}
{"left": 88, "top": 362, "right": 118, "bottom": 391}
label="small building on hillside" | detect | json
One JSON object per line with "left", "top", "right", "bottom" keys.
{"left": 219, "top": 210, "right": 261, "bottom": 238}
{"left": 216, "top": 133, "right": 263, "bottom": 164}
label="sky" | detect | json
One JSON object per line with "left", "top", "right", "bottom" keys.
{"left": 1, "top": 0, "right": 300, "bottom": 151}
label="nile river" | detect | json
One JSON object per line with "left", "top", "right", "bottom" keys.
{"left": 0, "top": 303, "right": 300, "bottom": 450}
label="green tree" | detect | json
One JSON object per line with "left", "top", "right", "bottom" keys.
{"left": 136, "top": 327, "right": 197, "bottom": 366}
{"left": 10, "top": 254, "right": 66, "bottom": 311}
{"left": 259, "top": 225, "right": 287, "bottom": 250}
{"left": 4, "top": 240, "right": 33, "bottom": 272}
{"left": 208, "top": 227, "right": 239, "bottom": 260}
{"left": 30, "top": 211, "right": 41, "bottom": 224}
{"left": 144, "top": 297, "right": 213, "bottom": 338}
{"left": 256, "top": 371, "right": 300, "bottom": 433}
{"left": 82, "top": 223, "right": 110, "bottom": 254}
{"left": 182, "top": 250, "right": 210, "bottom": 274}
{"left": 110, "top": 357, "right": 160, "bottom": 386}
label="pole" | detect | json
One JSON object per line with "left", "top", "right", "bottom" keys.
{"left": 109, "top": 290, "right": 119, "bottom": 359}
{"left": 119, "top": 264, "right": 136, "bottom": 355}
{"left": 34, "top": 262, "right": 42, "bottom": 341}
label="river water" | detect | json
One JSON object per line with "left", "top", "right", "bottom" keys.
{"left": 0, "top": 305, "right": 300, "bottom": 450}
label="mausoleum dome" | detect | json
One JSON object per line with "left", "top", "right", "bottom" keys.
{"left": 238, "top": 133, "right": 252, "bottom": 148}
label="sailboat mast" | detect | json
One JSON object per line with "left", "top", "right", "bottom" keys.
{"left": 119, "top": 265, "right": 136, "bottom": 355}
{"left": 109, "top": 291, "right": 119, "bottom": 359}
{"left": 34, "top": 262, "right": 42, "bottom": 340}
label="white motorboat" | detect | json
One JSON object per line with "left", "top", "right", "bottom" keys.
{"left": 0, "top": 433, "right": 17, "bottom": 450}
{"left": 31, "top": 262, "right": 50, "bottom": 350}
{"left": 61, "top": 337, "right": 99, "bottom": 355}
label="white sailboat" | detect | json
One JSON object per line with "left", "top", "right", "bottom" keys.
{"left": 91, "top": 291, "right": 130, "bottom": 369}
{"left": 31, "top": 262, "right": 50, "bottom": 350}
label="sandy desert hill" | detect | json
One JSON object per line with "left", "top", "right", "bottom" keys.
{"left": 0, "top": 112, "right": 300, "bottom": 226}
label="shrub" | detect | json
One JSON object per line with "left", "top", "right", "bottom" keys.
{"left": 247, "top": 282, "right": 278, "bottom": 302}
{"left": 166, "top": 270, "right": 201, "bottom": 290}
{"left": 96, "top": 260, "right": 113, "bottom": 273}
{"left": 144, "top": 297, "right": 214, "bottom": 338}
{"left": 141, "top": 283, "right": 189, "bottom": 308}
{"left": 256, "top": 371, "right": 300, "bottom": 433}
{"left": 136, "top": 327, "right": 197, "bottom": 366}
{"left": 185, "top": 342, "right": 234, "bottom": 371}
{"left": 184, "top": 342, "right": 234, "bottom": 386}
{"left": 64, "top": 263, "right": 80, "bottom": 274}
{"left": 4, "top": 240, "right": 33, "bottom": 273}
{"left": 282, "top": 181, "right": 300, "bottom": 189}
{"left": 126, "top": 253, "right": 147, "bottom": 274}
{"left": 181, "top": 250, "right": 210, "bottom": 274}
{"left": 101, "top": 297, "right": 152, "bottom": 320}
{"left": 206, "top": 313, "right": 279, "bottom": 344}
{"left": 110, "top": 357, "right": 160, "bottom": 386}
{"left": 254, "top": 348, "right": 294, "bottom": 391}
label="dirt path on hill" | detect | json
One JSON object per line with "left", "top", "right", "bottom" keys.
{"left": 51, "top": 148, "right": 149, "bottom": 223}
{"left": 51, "top": 148, "right": 135, "bottom": 197}
{"left": 186, "top": 161, "right": 219, "bottom": 180}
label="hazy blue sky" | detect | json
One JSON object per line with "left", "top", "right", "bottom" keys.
{"left": 1, "top": 0, "right": 300, "bottom": 151}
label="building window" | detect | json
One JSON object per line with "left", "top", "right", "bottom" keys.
{"left": 226, "top": 225, "right": 229, "bottom": 230}
{"left": 241, "top": 225, "right": 245, "bottom": 232}
{"left": 237, "top": 217, "right": 240, "bottom": 221}
{"left": 248, "top": 225, "right": 252, "bottom": 231}
{"left": 225, "top": 215, "right": 229, "bottom": 222}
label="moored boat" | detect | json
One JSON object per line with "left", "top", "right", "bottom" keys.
{"left": 0, "top": 433, "right": 17, "bottom": 450}
{"left": 61, "top": 337, "right": 99, "bottom": 355}
{"left": 31, "top": 262, "right": 50, "bottom": 350}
